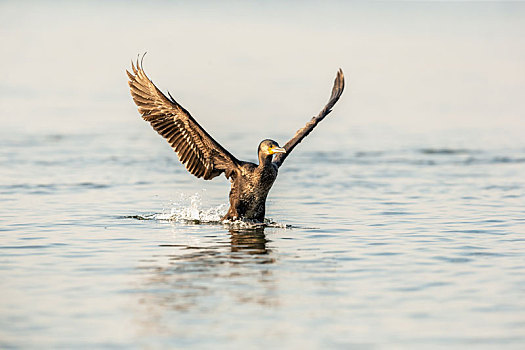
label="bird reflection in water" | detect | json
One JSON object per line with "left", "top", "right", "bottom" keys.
{"left": 158, "top": 227, "right": 274, "bottom": 262}
{"left": 229, "top": 227, "right": 271, "bottom": 256}
{"left": 131, "top": 227, "right": 279, "bottom": 333}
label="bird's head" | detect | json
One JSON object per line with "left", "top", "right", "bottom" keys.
{"left": 258, "top": 139, "right": 286, "bottom": 157}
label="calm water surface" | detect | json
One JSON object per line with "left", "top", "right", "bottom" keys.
{"left": 1, "top": 126, "right": 524, "bottom": 348}
{"left": 1, "top": 1, "right": 525, "bottom": 349}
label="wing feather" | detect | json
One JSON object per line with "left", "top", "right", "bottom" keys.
{"left": 273, "top": 69, "right": 345, "bottom": 167}
{"left": 127, "top": 58, "right": 241, "bottom": 180}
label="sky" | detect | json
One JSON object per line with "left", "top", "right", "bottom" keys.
{"left": 1, "top": 1, "right": 524, "bottom": 138}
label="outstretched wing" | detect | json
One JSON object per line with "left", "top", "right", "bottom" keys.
{"left": 127, "top": 58, "right": 241, "bottom": 180}
{"left": 273, "top": 69, "right": 345, "bottom": 168}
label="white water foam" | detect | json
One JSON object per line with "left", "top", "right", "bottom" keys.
{"left": 153, "top": 193, "right": 226, "bottom": 224}
{"left": 135, "top": 192, "right": 292, "bottom": 229}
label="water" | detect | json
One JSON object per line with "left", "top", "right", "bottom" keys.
{"left": 2, "top": 127, "right": 524, "bottom": 348}
{"left": 2, "top": 1, "right": 525, "bottom": 349}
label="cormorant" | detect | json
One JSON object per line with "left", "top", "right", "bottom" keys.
{"left": 127, "top": 58, "right": 344, "bottom": 223}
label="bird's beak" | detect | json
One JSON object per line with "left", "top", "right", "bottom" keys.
{"left": 269, "top": 146, "right": 286, "bottom": 154}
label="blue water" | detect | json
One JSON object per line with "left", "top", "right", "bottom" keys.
{"left": 1, "top": 1, "right": 525, "bottom": 348}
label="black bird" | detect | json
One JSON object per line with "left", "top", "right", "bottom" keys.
{"left": 127, "top": 58, "right": 344, "bottom": 223}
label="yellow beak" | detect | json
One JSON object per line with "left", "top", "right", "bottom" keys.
{"left": 269, "top": 146, "right": 286, "bottom": 154}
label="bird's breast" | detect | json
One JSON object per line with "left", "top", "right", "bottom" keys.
{"left": 236, "top": 165, "right": 277, "bottom": 198}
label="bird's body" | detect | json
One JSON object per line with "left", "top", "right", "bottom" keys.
{"left": 224, "top": 144, "right": 280, "bottom": 222}
{"left": 127, "top": 57, "right": 344, "bottom": 223}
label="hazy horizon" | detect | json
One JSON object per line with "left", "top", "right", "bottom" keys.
{"left": 1, "top": 1, "right": 524, "bottom": 139}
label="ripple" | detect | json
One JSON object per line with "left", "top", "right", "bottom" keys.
{"left": 419, "top": 148, "right": 473, "bottom": 155}
{"left": 0, "top": 245, "right": 50, "bottom": 249}
{"left": 433, "top": 256, "right": 472, "bottom": 263}
{"left": 0, "top": 182, "right": 113, "bottom": 194}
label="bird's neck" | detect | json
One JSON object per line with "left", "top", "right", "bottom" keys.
{"left": 258, "top": 153, "right": 273, "bottom": 168}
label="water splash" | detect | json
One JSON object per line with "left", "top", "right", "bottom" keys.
{"left": 154, "top": 193, "right": 227, "bottom": 224}
{"left": 126, "top": 192, "right": 292, "bottom": 229}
